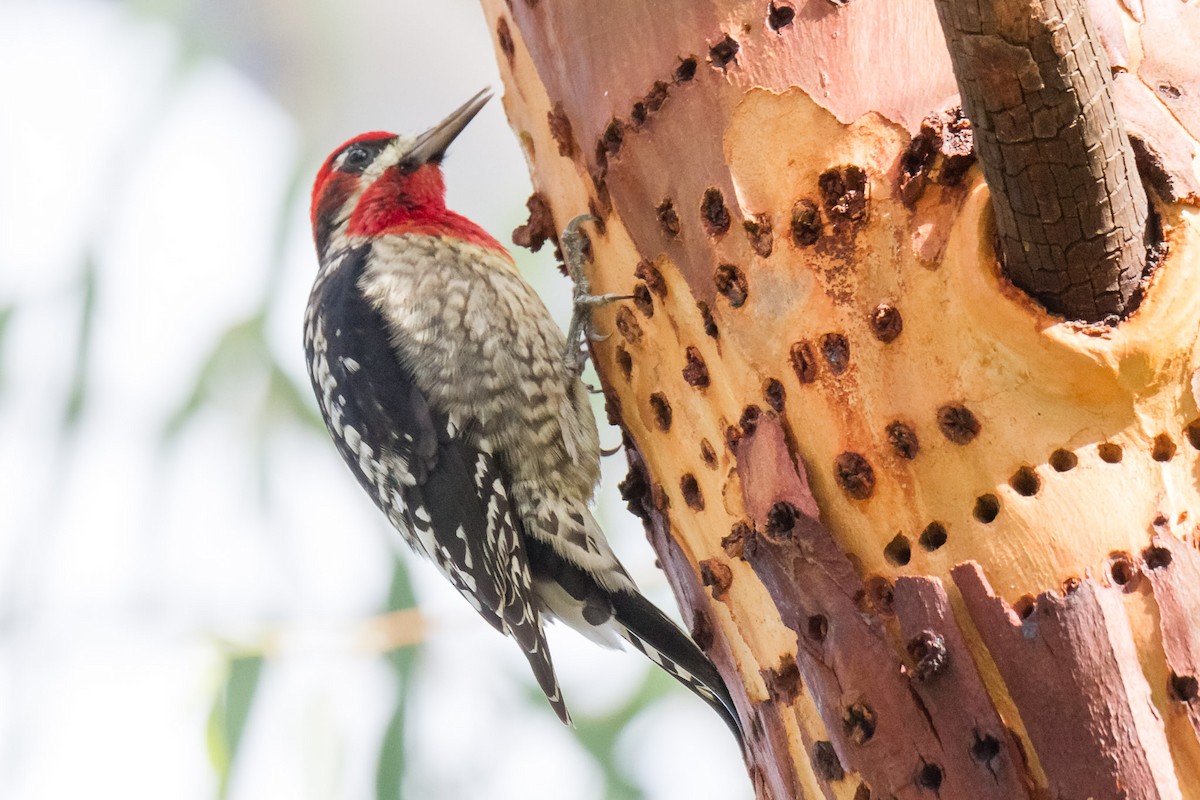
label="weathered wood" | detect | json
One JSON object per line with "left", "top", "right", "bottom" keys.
{"left": 892, "top": 577, "right": 1033, "bottom": 798}
{"left": 954, "top": 562, "right": 1181, "bottom": 799}
{"left": 932, "top": 0, "right": 1150, "bottom": 321}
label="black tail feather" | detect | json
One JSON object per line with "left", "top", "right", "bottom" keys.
{"left": 610, "top": 589, "right": 743, "bottom": 743}
{"left": 515, "top": 620, "right": 571, "bottom": 725}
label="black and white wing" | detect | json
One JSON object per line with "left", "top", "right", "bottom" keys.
{"left": 304, "top": 245, "right": 569, "bottom": 722}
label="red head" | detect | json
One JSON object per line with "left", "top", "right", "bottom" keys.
{"left": 310, "top": 88, "right": 504, "bottom": 256}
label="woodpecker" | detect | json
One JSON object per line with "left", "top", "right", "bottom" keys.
{"left": 303, "top": 88, "right": 740, "bottom": 737}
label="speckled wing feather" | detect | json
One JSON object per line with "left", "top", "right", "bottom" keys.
{"left": 304, "top": 245, "right": 568, "bottom": 722}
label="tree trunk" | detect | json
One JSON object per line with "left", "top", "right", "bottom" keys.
{"left": 482, "top": 0, "right": 1200, "bottom": 796}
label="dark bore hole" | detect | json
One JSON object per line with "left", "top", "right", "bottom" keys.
{"left": 601, "top": 118, "right": 624, "bottom": 158}
{"left": 907, "top": 630, "right": 948, "bottom": 681}
{"left": 740, "top": 404, "right": 761, "bottom": 436}
{"left": 1170, "top": 672, "right": 1200, "bottom": 702}
{"left": 699, "top": 558, "right": 731, "bottom": 597}
{"left": 725, "top": 425, "right": 742, "bottom": 452}
{"left": 709, "top": 35, "right": 739, "bottom": 69}
{"left": 1110, "top": 554, "right": 1138, "bottom": 587}
{"left": 812, "top": 740, "right": 843, "bottom": 782}
{"left": 700, "top": 439, "right": 718, "bottom": 469}
{"left": 593, "top": 138, "right": 608, "bottom": 173}
{"left": 586, "top": 197, "right": 608, "bottom": 234}
{"left": 656, "top": 198, "right": 681, "bottom": 238}
{"left": 937, "top": 404, "right": 980, "bottom": 444}
{"left": 791, "top": 199, "right": 822, "bottom": 245}
{"left": 764, "top": 657, "right": 801, "bottom": 704}
{"left": 869, "top": 303, "right": 903, "bottom": 343}
{"left": 701, "top": 187, "right": 731, "bottom": 236}
{"left": 819, "top": 166, "right": 869, "bottom": 225}
{"left": 765, "top": 501, "right": 798, "bottom": 535}
{"left": 743, "top": 214, "right": 773, "bottom": 257}
{"left": 680, "top": 474, "right": 704, "bottom": 511}
{"left": 834, "top": 452, "right": 875, "bottom": 500}
{"left": 547, "top": 103, "right": 578, "bottom": 160}
{"left": 1062, "top": 576, "right": 1082, "bottom": 594}
{"left": 842, "top": 702, "right": 876, "bottom": 745}
{"left": 762, "top": 378, "right": 786, "bottom": 413}
{"left": 603, "top": 388, "right": 622, "bottom": 427}
{"left": 634, "top": 259, "right": 666, "bottom": 297}
{"left": 866, "top": 575, "right": 894, "bottom": 614}
{"left": 1049, "top": 448, "right": 1078, "bottom": 471}
{"left": 1144, "top": 545, "right": 1173, "bottom": 570}
{"left": 1153, "top": 433, "right": 1177, "bottom": 462}
{"left": 674, "top": 56, "right": 698, "bottom": 83}
{"left": 806, "top": 614, "right": 828, "bottom": 642}
{"left": 615, "top": 346, "right": 632, "bottom": 380}
{"left": 919, "top": 521, "right": 947, "bottom": 551}
{"left": 714, "top": 264, "right": 748, "bottom": 307}
{"left": 917, "top": 763, "right": 943, "bottom": 791}
{"left": 1186, "top": 420, "right": 1200, "bottom": 450}
{"left": 883, "top": 534, "right": 911, "bottom": 566}
{"left": 495, "top": 17, "right": 515, "bottom": 63}
{"left": 1098, "top": 442, "right": 1123, "bottom": 463}
{"left": 790, "top": 340, "right": 818, "bottom": 384}
{"left": 614, "top": 306, "right": 642, "bottom": 344}
{"left": 649, "top": 392, "right": 672, "bottom": 431}
{"left": 886, "top": 420, "right": 919, "bottom": 460}
{"left": 1013, "top": 594, "right": 1036, "bottom": 620}
{"left": 644, "top": 81, "right": 669, "bottom": 113}
{"left": 1008, "top": 465, "right": 1041, "bottom": 496}
{"left": 820, "top": 333, "right": 850, "bottom": 375}
{"left": 973, "top": 494, "right": 1000, "bottom": 524}
{"left": 970, "top": 732, "right": 1002, "bottom": 763}
{"left": 768, "top": 1, "right": 796, "bottom": 31}
{"left": 632, "top": 283, "right": 654, "bottom": 317}
{"left": 721, "top": 522, "right": 749, "bottom": 559}
{"left": 1158, "top": 82, "right": 1183, "bottom": 101}
{"left": 630, "top": 101, "right": 647, "bottom": 127}
{"left": 695, "top": 301, "right": 718, "bottom": 339}
{"left": 682, "top": 346, "right": 710, "bottom": 388}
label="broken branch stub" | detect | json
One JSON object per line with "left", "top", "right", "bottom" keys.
{"left": 932, "top": 0, "right": 1151, "bottom": 321}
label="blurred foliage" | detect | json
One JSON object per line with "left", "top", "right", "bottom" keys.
{"left": 549, "top": 669, "right": 677, "bottom": 800}
{"left": 62, "top": 257, "right": 98, "bottom": 430}
{"left": 207, "top": 653, "right": 264, "bottom": 800}
{"left": 0, "top": 303, "right": 14, "bottom": 393}
{"left": 375, "top": 560, "right": 420, "bottom": 800}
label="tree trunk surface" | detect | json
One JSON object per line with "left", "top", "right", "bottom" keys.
{"left": 482, "top": 0, "right": 1200, "bottom": 797}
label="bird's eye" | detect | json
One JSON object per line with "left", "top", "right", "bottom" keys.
{"left": 342, "top": 145, "right": 371, "bottom": 170}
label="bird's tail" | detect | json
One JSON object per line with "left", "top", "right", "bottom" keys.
{"left": 609, "top": 589, "right": 743, "bottom": 743}
{"left": 509, "top": 612, "right": 571, "bottom": 725}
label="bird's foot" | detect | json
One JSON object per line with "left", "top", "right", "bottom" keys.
{"left": 561, "top": 214, "right": 629, "bottom": 379}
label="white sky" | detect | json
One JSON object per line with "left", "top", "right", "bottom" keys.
{"left": 0, "top": 2, "right": 749, "bottom": 798}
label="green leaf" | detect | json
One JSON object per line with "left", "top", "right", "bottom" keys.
{"left": 375, "top": 558, "right": 420, "bottom": 800}
{"left": 0, "top": 303, "right": 16, "bottom": 394}
{"left": 63, "top": 257, "right": 98, "bottom": 429}
{"left": 207, "top": 653, "right": 264, "bottom": 800}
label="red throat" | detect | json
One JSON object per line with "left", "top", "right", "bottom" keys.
{"left": 346, "top": 163, "right": 508, "bottom": 254}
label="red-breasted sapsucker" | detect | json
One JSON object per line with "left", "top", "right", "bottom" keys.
{"left": 303, "top": 88, "right": 739, "bottom": 738}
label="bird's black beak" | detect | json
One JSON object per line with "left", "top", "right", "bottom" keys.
{"left": 406, "top": 88, "right": 493, "bottom": 165}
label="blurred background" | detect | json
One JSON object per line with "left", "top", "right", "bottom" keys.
{"left": 0, "top": 1, "right": 748, "bottom": 797}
